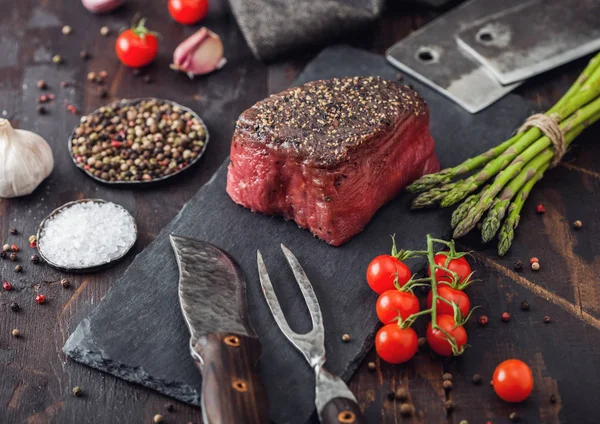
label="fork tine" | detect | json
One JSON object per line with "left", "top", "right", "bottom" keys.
{"left": 280, "top": 244, "right": 324, "bottom": 332}
{"left": 256, "top": 250, "right": 296, "bottom": 339}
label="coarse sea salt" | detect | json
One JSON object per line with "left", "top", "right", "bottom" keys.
{"left": 38, "top": 200, "right": 137, "bottom": 269}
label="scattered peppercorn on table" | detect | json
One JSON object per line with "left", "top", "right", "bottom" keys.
{"left": 1, "top": 1, "right": 600, "bottom": 423}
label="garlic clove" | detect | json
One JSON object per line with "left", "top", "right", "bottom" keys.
{"left": 171, "top": 27, "right": 226, "bottom": 78}
{"left": 81, "top": 0, "right": 125, "bottom": 14}
{"left": 0, "top": 119, "right": 54, "bottom": 198}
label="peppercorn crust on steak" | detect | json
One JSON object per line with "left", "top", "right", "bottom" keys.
{"left": 226, "top": 76, "right": 439, "bottom": 246}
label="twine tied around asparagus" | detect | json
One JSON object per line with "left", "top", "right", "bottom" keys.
{"left": 517, "top": 113, "right": 565, "bottom": 167}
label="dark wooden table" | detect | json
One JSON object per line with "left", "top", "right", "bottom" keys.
{"left": 2, "top": 1, "right": 599, "bottom": 423}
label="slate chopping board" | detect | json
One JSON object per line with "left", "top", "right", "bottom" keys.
{"left": 63, "top": 45, "right": 535, "bottom": 424}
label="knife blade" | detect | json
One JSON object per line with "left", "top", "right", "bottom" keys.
{"left": 170, "top": 235, "right": 269, "bottom": 424}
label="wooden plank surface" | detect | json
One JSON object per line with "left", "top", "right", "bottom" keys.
{"left": 0, "top": 0, "right": 598, "bottom": 423}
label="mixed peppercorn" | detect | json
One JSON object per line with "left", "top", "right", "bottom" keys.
{"left": 70, "top": 99, "right": 207, "bottom": 183}
{"left": 1, "top": 229, "right": 74, "bottom": 317}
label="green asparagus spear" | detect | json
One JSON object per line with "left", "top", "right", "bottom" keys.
{"left": 451, "top": 185, "right": 488, "bottom": 228}
{"left": 407, "top": 169, "right": 454, "bottom": 194}
{"left": 411, "top": 183, "right": 456, "bottom": 209}
{"left": 550, "top": 53, "right": 600, "bottom": 113}
{"left": 497, "top": 167, "right": 545, "bottom": 256}
{"left": 407, "top": 134, "right": 521, "bottom": 193}
{"left": 497, "top": 109, "right": 600, "bottom": 255}
{"left": 482, "top": 159, "right": 550, "bottom": 243}
{"left": 454, "top": 96, "right": 600, "bottom": 238}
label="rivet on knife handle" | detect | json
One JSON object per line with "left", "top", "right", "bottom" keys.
{"left": 194, "top": 332, "right": 269, "bottom": 424}
{"left": 321, "top": 397, "right": 368, "bottom": 424}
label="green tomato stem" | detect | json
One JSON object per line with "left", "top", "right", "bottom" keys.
{"left": 391, "top": 235, "right": 469, "bottom": 355}
{"left": 427, "top": 235, "right": 443, "bottom": 346}
{"left": 401, "top": 308, "right": 433, "bottom": 328}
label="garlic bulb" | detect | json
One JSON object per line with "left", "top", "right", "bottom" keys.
{"left": 171, "top": 27, "right": 227, "bottom": 78}
{"left": 0, "top": 119, "right": 54, "bottom": 198}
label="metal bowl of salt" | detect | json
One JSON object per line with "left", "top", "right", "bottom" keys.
{"left": 37, "top": 199, "right": 137, "bottom": 273}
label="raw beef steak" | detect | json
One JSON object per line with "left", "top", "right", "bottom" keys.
{"left": 226, "top": 76, "right": 439, "bottom": 246}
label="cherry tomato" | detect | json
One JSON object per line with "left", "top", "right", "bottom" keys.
{"left": 366, "top": 255, "right": 411, "bottom": 294}
{"left": 115, "top": 19, "right": 159, "bottom": 68}
{"left": 426, "top": 314, "right": 467, "bottom": 356}
{"left": 376, "top": 290, "right": 420, "bottom": 324}
{"left": 426, "top": 285, "right": 470, "bottom": 317}
{"left": 428, "top": 253, "right": 472, "bottom": 284}
{"left": 375, "top": 324, "right": 418, "bottom": 364}
{"left": 492, "top": 359, "right": 534, "bottom": 403}
{"left": 168, "top": 0, "right": 209, "bottom": 25}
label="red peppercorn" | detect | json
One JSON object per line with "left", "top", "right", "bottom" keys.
{"left": 111, "top": 140, "right": 123, "bottom": 148}
{"left": 536, "top": 204, "right": 546, "bottom": 214}
{"left": 501, "top": 312, "right": 511, "bottom": 322}
{"left": 3, "top": 281, "right": 13, "bottom": 291}
{"left": 29, "top": 241, "right": 37, "bottom": 248}
{"left": 529, "top": 257, "right": 539, "bottom": 264}
{"left": 11, "top": 244, "right": 19, "bottom": 252}
{"left": 35, "top": 294, "right": 47, "bottom": 305}
{"left": 479, "top": 315, "right": 489, "bottom": 326}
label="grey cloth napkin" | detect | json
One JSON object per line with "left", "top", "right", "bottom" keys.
{"left": 229, "top": 0, "right": 457, "bottom": 61}
{"left": 230, "top": 0, "right": 385, "bottom": 60}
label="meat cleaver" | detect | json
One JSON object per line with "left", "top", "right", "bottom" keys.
{"left": 386, "top": 0, "right": 600, "bottom": 113}
{"left": 170, "top": 235, "right": 269, "bottom": 423}
{"left": 455, "top": 0, "right": 600, "bottom": 85}
{"left": 386, "top": 0, "right": 523, "bottom": 113}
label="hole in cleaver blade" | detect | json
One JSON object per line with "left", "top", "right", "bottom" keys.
{"left": 455, "top": 0, "right": 600, "bottom": 85}
{"left": 386, "top": 0, "right": 523, "bottom": 114}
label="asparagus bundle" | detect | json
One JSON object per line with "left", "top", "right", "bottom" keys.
{"left": 408, "top": 52, "right": 600, "bottom": 256}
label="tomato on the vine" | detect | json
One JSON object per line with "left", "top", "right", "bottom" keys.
{"left": 115, "top": 19, "right": 159, "bottom": 68}
{"left": 375, "top": 324, "right": 418, "bottom": 364}
{"left": 366, "top": 255, "right": 411, "bottom": 294}
{"left": 426, "top": 285, "right": 470, "bottom": 317}
{"left": 168, "top": 0, "right": 209, "bottom": 25}
{"left": 428, "top": 252, "right": 472, "bottom": 284}
{"left": 426, "top": 314, "right": 467, "bottom": 356}
{"left": 492, "top": 359, "right": 534, "bottom": 403}
{"left": 376, "top": 290, "right": 420, "bottom": 324}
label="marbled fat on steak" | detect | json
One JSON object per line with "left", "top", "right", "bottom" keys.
{"left": 226, "top": 76, "right": 439, "bottom": 246}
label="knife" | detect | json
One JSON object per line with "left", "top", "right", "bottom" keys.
{"left": 170, "top": 235, "right": 269, "bottom": 424}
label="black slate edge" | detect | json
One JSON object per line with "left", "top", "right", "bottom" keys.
{"left": 339, "top": 326, "right": 380, "bottom": 381}
{"left": 64, "top": 319, "right": 201, "bottom": 405}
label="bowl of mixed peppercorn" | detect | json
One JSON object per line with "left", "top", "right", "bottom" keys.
{"left": 69, "top": 98, "right": 209, "bottom": 184}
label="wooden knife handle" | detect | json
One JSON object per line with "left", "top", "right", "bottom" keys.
{"left": 193, "top": 332, "right": 269, "bottom": 424}
{"left": 321, "top": 397, "right": 368, "bottom": 424}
